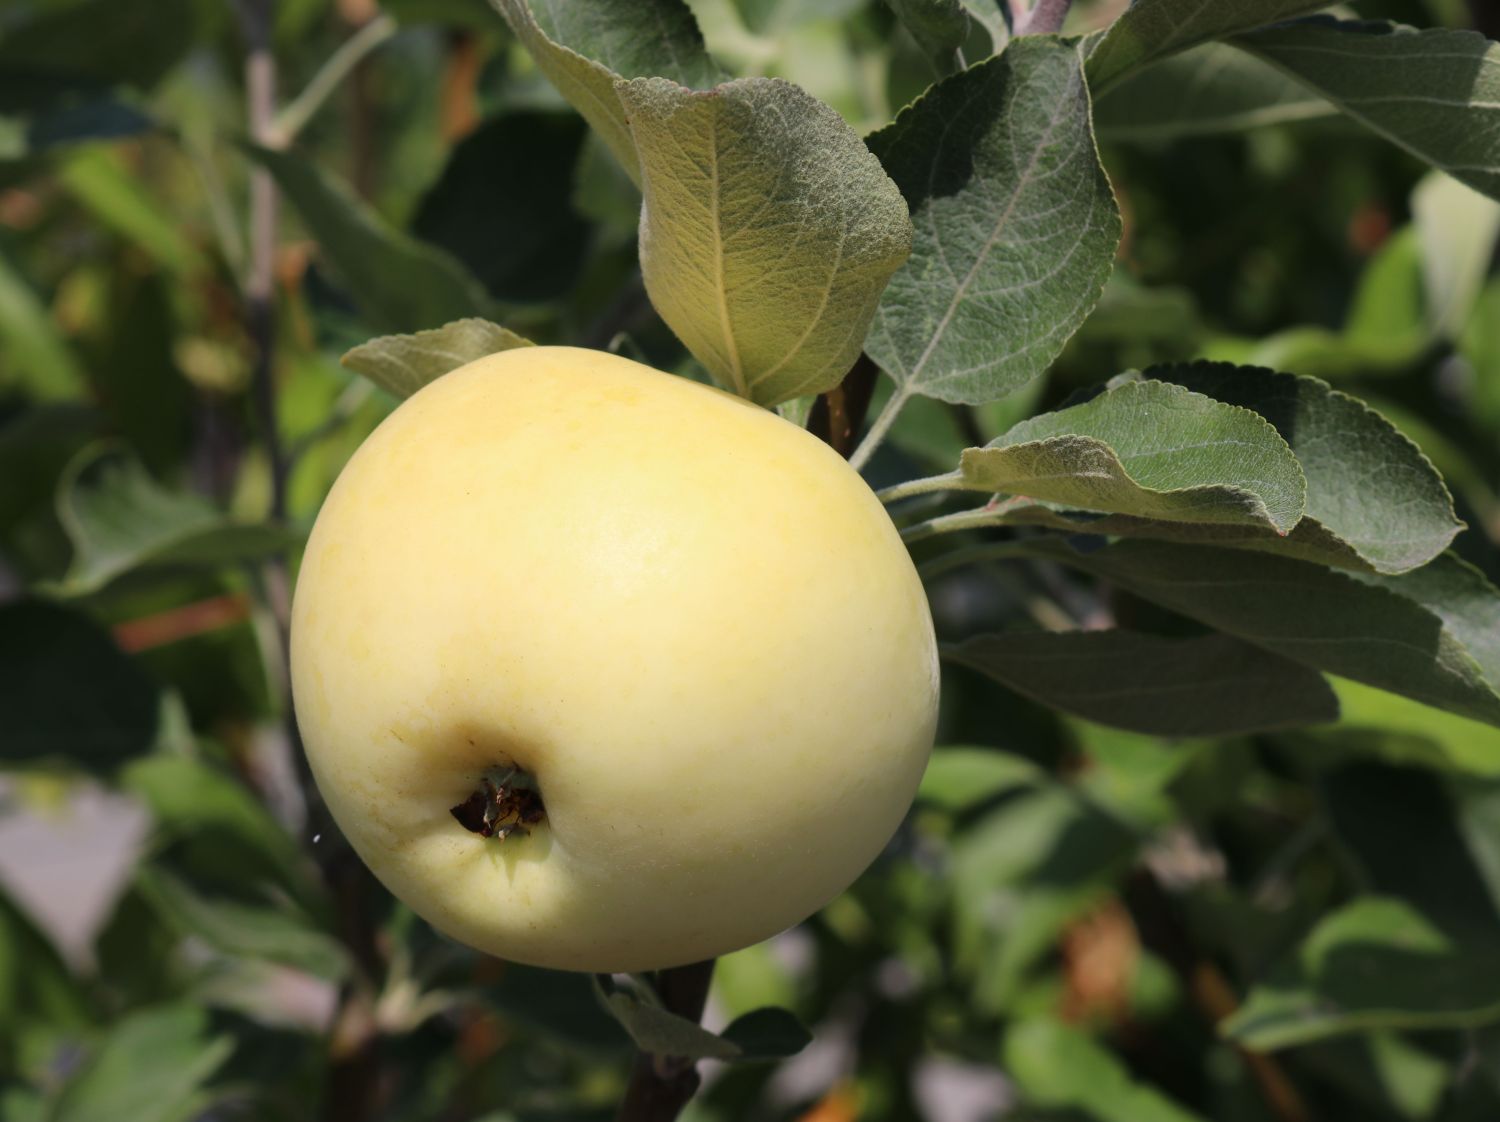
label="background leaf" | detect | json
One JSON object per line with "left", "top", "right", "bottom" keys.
{"left": 1232, "top": 20, "right": 1500, "bottom": 202}
{"left": 865, "top": 38, "right": 1120, "bottom": 408}
{"left": 620, "top": 76, "right": 910, "bottom": 406}
{"left": 1085, "top": 0, "right": 1330, "bottom": 95}
{"left": 245, "top": 144, "right": 493, "bottom": 333}
{"left": 948, "top": 630, "right": 1338, "bottom": 736}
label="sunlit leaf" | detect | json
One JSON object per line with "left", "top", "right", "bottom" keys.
{"left": 341, "top": 319, "right": 535, "bottom": 400}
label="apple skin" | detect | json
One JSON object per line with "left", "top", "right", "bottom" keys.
{"left": 290, "top": 346, "right": 938, "bottom": 972}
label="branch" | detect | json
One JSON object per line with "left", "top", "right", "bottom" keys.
{"left": 272, "top": 13, "right": 397, "bottom": 146}
{"left": 614, "top": 961, "right": 717, "bottom": 1122}
{"left": 1015, "top": 0, "right": 1073, "bottom": 35}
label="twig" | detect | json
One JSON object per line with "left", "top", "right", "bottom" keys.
{"left": 848, "top": 385, "right": 910, "bottom": 472}
{"left": 614, "top": 961, "right": 717, "bottom": 1122}
{"left": 1015, "top": 0, "right": 1074, "bottom": 35}
{"left": 272, "top": 13, "right": 397, "bottom": 146}
{"left": 807, "top": 353, "right": 880, "bottom": 458}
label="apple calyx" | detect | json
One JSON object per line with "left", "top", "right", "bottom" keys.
{"left": 450, "top": 767, "right": 545, "bottom": 841}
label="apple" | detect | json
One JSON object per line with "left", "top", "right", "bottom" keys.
{"left": 290, "top": 346, "right": 939, "bottom": 973}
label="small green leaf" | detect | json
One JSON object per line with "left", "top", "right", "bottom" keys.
{"left": 0, "top": 249, "right": 87, "bottom": 401}
{"left": 963, "top": 379, "right": 1306, "bottom": 532}
{"left": 1233, "top": 19, "right": 1500, "bottom": 202}
{"left": 917, "top": 745, "right": 1044, "bottom": 811}
{"left": 1150, "top": 362, "right": 1463, "bottom": 574}
{"left": 488, "top": 0, "right": 721, "bottom": 183}
{"left": 136, "top": 868, "right": 349, "bottom": 981}
{"left": 717, "top": 1006, "right": 812, "bottom": 1060}
{"left": 865, "top": 38, "right": 1120, "bottom": 407}
{"left": 1094, "top": 42, "right": 1337, "bottom": 142}
{"left": 48, "top": 1004, "right": 233, "bottom": 1122}
{"left": 52, "top": 445, "right": 299, "bottom": 596}
{"left": 593, "top": 975, "right": 740, "bottom": 1061}
{"left": 1224, "top": 897, "right": 1500, "bottom": 1050}
{"left": 948, "top": 630, "right": 1338, "bottom": 736}
{"left": 341, "top": 319, "right": 535, "bottom": 399}
{"left": 57, "top": 147, "right": 201, "bottom": 276}
{"left": 1005, "top": 1018, "right": 1208, "bottom": 1122}
{"left": 1086, "top": 0, "right": 1328, "bottom": 96}
{"left": 244, "top": 144, "right": 493, "bottom": 333}
{"left": 1027, "top": 539, "right": 1500, "bottom": 729}
{"left": 619, "top": 76, "right": 910, "bottom": 406}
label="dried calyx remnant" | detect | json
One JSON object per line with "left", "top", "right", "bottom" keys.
{"left": 451, "top": 768, "right": 545, "bottom": 840}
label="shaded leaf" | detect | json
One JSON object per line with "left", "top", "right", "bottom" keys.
{"left": 1233, "top": 19, "right": 1500, "bottom": 202}
{"left": 865, "top": 38, "right": 1120, "bottom": 407}
{"left": 488, "top": 0, "right": 720, "bottom": 183}
{"left": 717, "top": 1006, "right": 812, "bottom": 1060}
{"left": 57, "top": 147, "right": 200, "bottom": 276}
{"left": 888, "top": 0, "right": 972, "bottom": 73}
{"left": 1094, "top": 42, "right": 1336, "bottom": 142}
{"left": 48, "top": 1004, "right": 233, "bottom": 1122}
{"left": 1150, "top": 362, "right": 1462, "bottom": 573}
{"left": 1005, "top": 1018, "right": 1207, "bottom": 1122}
{"left": 1027, "top": 538, "right": 1500, "bottom": 729}
{"left": 1224, "top": 897, "right": 1500, "bottom": 1050}
{"left": 491, "top": 965, "right": 629, "bottom": 1052}
{"left": 52, "top": 446, "right": 298, "bottom": 596}
{"left": 0, "top": 599, "right": 158, "bottom": 769}
{"left": 619, "top": 76, "right": 910, "bottom": 406}
{"left": 136, "top": 867, "right": 349, "bottom": 981}
{"left": 245, "top": 144, "right": 492, "bottom": 333}
{"left": 960, "top": 379, "right": 1305, "bottom": 532}
{"left": 411, "top": 112, "right": 593, "bottom": 303}
{"left": 1086, "top": 0, "right": 1328, "bottom": 96}
{"left": 341, "top": 319, "right": 535, "bottom": 399}
{"left": 948, "top": 630, "right": 1338, "bottom": 736}
{"left": 0, "top": 248, "right": 87, "bottom": 400}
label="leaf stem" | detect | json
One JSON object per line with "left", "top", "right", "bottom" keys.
{"left": 1016, "top": 0, "right": 1074, "bottom": 35}
{"left": 271, "top": 14, "right": 398, "bottom": 146}
{"left": 848, "top": 385, "right": 910, "bottom": 472}
{"left": 876, "top": 470, "right": 967, "bottom": 505}
{"left": 614, "top": 960, "right": 717, "bottom": 1122}
{"left": 902, "top": 496, "right": 1031, "bottom": 544}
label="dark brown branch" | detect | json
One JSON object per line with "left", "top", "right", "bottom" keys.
{"left": 807, "top": 353, "right": 880, "bottom": 459}
{"left": 613, "top": 961, "right": 717, "bottom": 1122}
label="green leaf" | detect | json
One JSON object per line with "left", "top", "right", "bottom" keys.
{"left": 1085, "top": 0, "right": 1328, "bottom": 96}
{"left": 619, "top": 76, "right": 910, "bottom": 407}
{"left": 488, "top": 0, "right": 721, "bottom": 183}
{"left": 717, "top": 1007, "right": 812, "bottom": 1060}
{"left": 52, "top": 446, "right": 298, "bottom": 596}
{"left": 1026, "top": 539, "right": 1500, "bottom": 729}
{"left": 0, "top": 248, "right": 87, "bottom": 400}
{"left": 1319, "top": 678, "right": 1500, "bottom": 778}
{"left": 948, "top": 630, "right": 1338, "bottom": 736}
{"left": 0, "top": 599, "right": 159, "bottom": 769}
{"left": 888, "top": 0, "right": 971, "bottom": 74}
{"left": 917, "top": 745, "right": 1044, "bottom": 811}
{"left": 865, "top": 38, "right": 1120, "bottom": 408}
{"left": 56, "top": 147, "right": 201, "bottom": 276}
{"left": 244, "top": 144, "right": 493, "bottom": 333}
{"left": 592, "top": 975, "right": 740, "bottom": 1061}
{"left": 1232, "top": 19, "right": 1500, "bottom": 202}
{"left": 1149, "top": 362, "right": 1462, "bottom": 574}
{"left": 960, "top": 379, "right": 1306, "bottom": 533}
{"left": 1005, "top": 1018, "right": 1207, "bottom": 1122}
{"left": 48, "top": 1004, "right": 233, "bottom": 1122}
{"left": 1094, "top": 42, "right": 1337, "bottom": 142}
{"left": 136, "top": 867, "right": 349, "bottom": 981}
{"left": 1224, "top": 897, "right": 1500, "bottom": 1050}
{"left": 341, "top": 319, "right": 535, "bottom": 399}
{"left": 411, "top": 112, "right": 593, "bottom": 303}
{"left": 1411, "top": 171, "right": 1500, "bottom": 339}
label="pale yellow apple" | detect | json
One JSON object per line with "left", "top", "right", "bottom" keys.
{"left": 290, "top": 345, "right": 938, "bottom": 972}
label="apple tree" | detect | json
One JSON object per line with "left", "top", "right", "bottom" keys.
{"left": 2, "top": 0, "right": 1500, "bottom": 1120}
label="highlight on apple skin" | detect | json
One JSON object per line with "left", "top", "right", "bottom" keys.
{"left": 290, "top": 345, "right": 939, "bottom": 973}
